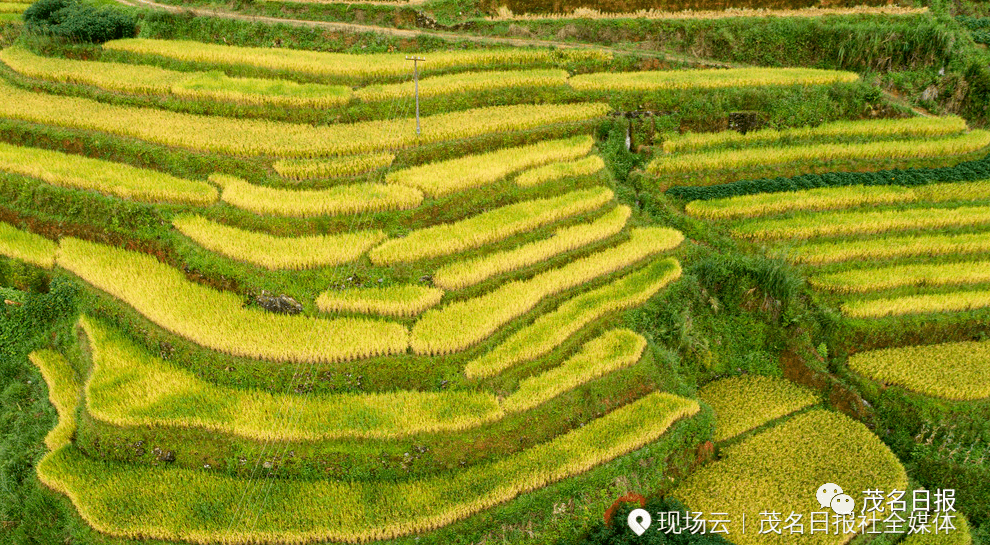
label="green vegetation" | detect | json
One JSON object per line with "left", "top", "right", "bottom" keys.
{"left": 849, "top": 341, "right": 990, "bottom": 401}
{"left": 27, "top": 350, "right": 78, "bottom": 450}
{"left": 697, "top": 375, "right": 818, "bottom": 442}
{"left": 172, "top": 215, "right": 386, "bottom": 270}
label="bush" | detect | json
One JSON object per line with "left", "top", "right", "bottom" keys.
{"left": 24, "top": 0, "right": 134, "bottom": 44}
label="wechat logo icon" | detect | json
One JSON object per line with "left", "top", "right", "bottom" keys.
{"left": 817, "top": 483, "right": 856, "bottom": 515}
{"left": 628, "top": 508, "right": 652, "bottom": 536}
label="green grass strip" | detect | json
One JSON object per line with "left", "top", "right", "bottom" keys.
{"left": 735, "top": 204, "right": 990, "bottom": 240}
{"left": 849, "top": 340, "right": 990, "bottom": 401}
{"left": 810, "top": 260, "right": 990, "bottom": 293}
{"left": 273, "top": 153, "right": 395, "bottom": 180}
{"left": 356, "top": 69, "right": 568, "bottom": 101}
{"left": 515, "top": 155, "right": 605, "bottom": 188}
{"left": 0, "top": 221, "right": 57, "bottom": 269}
{"left": 385, "top": 136, "right": 593, "bottom": 197}
{"left": 674, "top": 410, "right": 907, "bottom": 545}
{"left": 789, "top": 232, "right": 990, "bottom": 265}
{"left": 172, "top": 215, "right": 386, "bottom": 270}
{"left": 80, "top": 315, "right": 501, "bottom": 440}
{"left": 28, "top": 350, "right": 79, "bottom": 451}
{"left": 664, "top": 116, "right": 968, "bottom": 154}
{"left": 0, "top": 46, "right": 351, "bottom": 108}
{"left": 104, "top": 38, "right": 610, "bottom": 80}
{"left": 648, "top": 131, "right": 990, "bottom": 178}
{"left": 316, "top": 285, "right": 444, "bottom": 318}
{"left": 433, "top": 205, "right": 630, "bottom": 290}
{"left": 0, "top": 79, "right": 608, "bottom": 158}
{"left": 502, "top": 329, "right": 646, "bottom": 413}
{"left": 368, "top": 186, "right": 612, "bottom": 265}
{"left": 464, "top": 258, "right": 681, "bottom": 379}
{"left": 0, "top": 141, "right": 217, "bottom": 206}
{"left": 697, "top": 375, "right": 818, "bottom": 442}
{"left": 56, "top": 237, "right": 409, "bottom": 363}
{"left": 413, "top": 229, "right": 682, "bottom": 356}
{"left": 569, "top": 67, "right": 858, "bottom": 92}
{"left": 36, "top": 392, "right": 697, "bottom": 544}
{"left": 842, "top": 289, "right": 990, "bottom": 318}
{"left": 214, "top": 174, "right": 423, "bottom": 217}
{"left": 687, "top": 180, "right": 990, "bottom": 220}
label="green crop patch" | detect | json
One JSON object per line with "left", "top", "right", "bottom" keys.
{"left": 412, "top": 228, "right": 683, "bottom": 356}
{"left": 172, "top": 215, "right": 386, "bottom": 270}
{"left": 849, "top": 340, "right": 990, "bottom": 401}
{"left": 385, "top": 136, "right": 594, "bottom": 197}
{"left": 56, "top": 237, "right": 409, "bottom": 363}
{"left": 698, "top": 375, "right": 818, "bottom": 442}
{"left": 465, "top": 257, "right": 682, "bottom": 379}
{"left": 28, "top": 350, "right": 80, "bottom": 451}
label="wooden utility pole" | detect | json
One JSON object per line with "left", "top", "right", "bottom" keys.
{"left": 406, "top": 56, "right": 425, "bottom": 136}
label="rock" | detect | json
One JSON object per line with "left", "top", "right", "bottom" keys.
{"left": 506, "top": 24, "right": 532, "bottom": 37}
{"left": 921, "top": 85, "right": 939, "bottom": 102}
{"left": 256, "top": 291, "right": 303, "bottom": 315}
{"left": 556, "top": 24, "right": 579, "bottom": 40}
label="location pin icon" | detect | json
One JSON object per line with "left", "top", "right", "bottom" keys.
{"left": 627, "top": 508, "right": 652, "bottom": 536}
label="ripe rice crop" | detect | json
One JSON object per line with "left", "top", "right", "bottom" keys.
{"left": 316, "top": 285, "right": 444, "bottom": 317}
{"left": 789, "top": 232, "right": 990, "bottom": 265}
{"left": 465, "top": 258, "right": 681, "bottom": 379}
{"left": 172, "top": 215, "right": 386, "bottom": 270}
{"left": 697, "top": 375, "right": 818, "bottom": 442}
{"left": 433, "top": 205, "right": 630, "bottom": 290}
{"left": 735, "top": 205, "right": 990, "bottom": 240}
{"left": 686, "top": 180, "right": 990, "bottom": 220}
{"left": 215, "top": 174, "right": 423, "bottom": 217}
{"left": 569, "top": 67, "right": 858, "bottom": 93}
{"left": 842, "top": 289, "right": 990, "bottom": 318}
{"left": 501, "top": 329, "right": 646, "bottom": 413}
{"left": 0, "top": 46, "right": 352, "bottom": 108}
{"left": 56, "top": 237, "right": 409, "bottom": 363}
{"left": 0, "top": 221, "right": 57, "bottom": 269}
{"left": 674, "top": 410, "right": 908, "bottom": 545}
{"left": 848, "top": 340, "right": 990, "bottom": 401}
{"left": 515, "top": 155, "right": 605, "bottom": 187}
{"left": 663, "top": 116, "right": 968, "bottom": 154}
{"left": 104, "top": 39, "right": 611, "bottom": 80}
{"left": 412, "top": 229, "right": 683, "bottom": 355}
{"left": 369, "top": 186, "right": 612, "bottom": 265}
{"left": 385, "top": 136, "right": 593, "bottom": 197}
{"left": 648, "top": 131, "right": 990, "bottom": 177}
{"left": 36, "top": 392, "right": 697, "bottom": 544}
{"left": 0, "top": 3, "right": 28, "bottom": 12}
{"left": 80, "top": 316, "right": 501, "bottom": 440}
{"left": 273, "top": 153, "right": 395, "bottom": 180}
{"left": 685, "top": 184, "right": 916, "bottom": 220}
{"left": 810, "top": 260, "right": 990, "bottom": 294}
{"left": 356, "top": 69, "right": 568, "bottom": 102}
{"left": 28, "top": 350, "right": 79, "bottom": 450}
{"left": 0, "top": 141, "right": 217, "bottom": 206}
{"left": 0, "top": 80, "right": 608, "bottom": 158}
{"left": 489, "top": 5, "right": 927, "bottom": 21}
{"left": 103, "top": 39, "right": 610, "bottom": 81}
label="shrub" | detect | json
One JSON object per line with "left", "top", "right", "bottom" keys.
{"left": 24, "top": 0, "right": 134, "bottom": 43}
